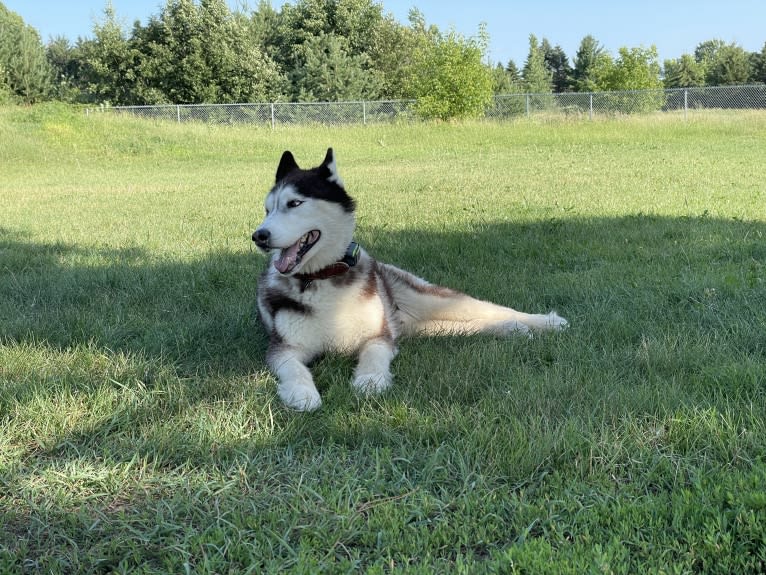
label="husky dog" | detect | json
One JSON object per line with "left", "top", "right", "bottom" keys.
{"left": 253, "top": 148, "right": 567, "bottom": 411}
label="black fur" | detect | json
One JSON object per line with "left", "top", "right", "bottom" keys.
{"left": 273, "top": 148, "right": 356, "bottom": 213}
{"left": 261, "top": 288, "right": 312, "bottom": 317}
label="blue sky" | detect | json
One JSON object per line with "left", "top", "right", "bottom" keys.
{"left": 5, "top": 0, "right": 765, "bottom": 66}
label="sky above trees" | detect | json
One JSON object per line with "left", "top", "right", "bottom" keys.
{"left": 4, "top": 0, "right": 766, "bottom": 68}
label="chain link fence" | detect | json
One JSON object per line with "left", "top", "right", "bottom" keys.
{"left": 91, "top": 85, "right": 766, "bottom": 127}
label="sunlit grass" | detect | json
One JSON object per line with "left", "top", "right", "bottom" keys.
{"left": 1, "top": 104, "right": 765, "bottom": 573}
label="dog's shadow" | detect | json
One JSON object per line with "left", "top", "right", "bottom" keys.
{"left": 0, "top": 227, "right": 267, "bottom": 374}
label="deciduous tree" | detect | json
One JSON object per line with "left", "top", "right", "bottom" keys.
{"left": 76, "top": 4, "right": 139, "bottom": 104}
{"left": 705, "top": 42, "right": 750, "bottom": 85}
{"left": 408, "top": 24, "right": 493, "bottom": 120}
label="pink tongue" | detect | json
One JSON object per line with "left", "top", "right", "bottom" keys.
{"left": 274, "top": 240, "right": 301, "bottom": 273}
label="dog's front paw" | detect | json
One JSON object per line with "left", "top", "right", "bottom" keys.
{"left": 352, "top": 371, "right": 392, "bottom": 396}
{"left": 278, "top": 380, "right": 322, "bottom": 411}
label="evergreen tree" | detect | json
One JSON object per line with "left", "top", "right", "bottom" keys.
{"left": 572, "top": 35, "right": 605, "bottom": 92}
{"left": 491, "top": 63, "right": 514, "bottom": 94}
{"left": 542, "top": 38, "right": 572, "bottom": 92}
{"left": 291, "top": 32, "right": 382, "bottom": 101}
{"left": 663, "top": 53, "right": 705, "bottom": 88}
{"left": 0, "top": 2, "right": 52, "bottom": 103}
{"left": 273, "top": 0, "right": 388, "bottom": 100}
{"left": 505, "top": 59, "right": 521, "bottom": 86}
{"left": 522, "top": 34, "right": 552, "bottom": 93}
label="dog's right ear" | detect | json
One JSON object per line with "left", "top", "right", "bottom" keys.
{"left": 276, "top": 151, "right": 299, "bottom": 183}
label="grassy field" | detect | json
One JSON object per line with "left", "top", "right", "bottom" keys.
{"left": 1, "top": 104, "right": 765, "bottom": 573}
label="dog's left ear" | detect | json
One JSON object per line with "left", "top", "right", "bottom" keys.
{"left": 319, "top": 147, "right": 344, "bottom": 187}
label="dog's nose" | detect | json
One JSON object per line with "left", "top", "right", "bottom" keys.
{"left": 252, "top": 228, "right": 270, "bottom": 246}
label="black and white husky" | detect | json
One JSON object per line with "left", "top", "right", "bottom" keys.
{"left": 253, "top": 148, "right": 567, "bottom": 411}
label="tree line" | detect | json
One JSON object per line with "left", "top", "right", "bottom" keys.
{"left": 2, "top": 0, "right": 765, "bottom": 119}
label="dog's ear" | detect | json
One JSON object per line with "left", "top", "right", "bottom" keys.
{"left": 276, "top": 151, "right": 299, "bottom": 183}
{"left": 319, "top": 147, "right": 344, "bottom": 187}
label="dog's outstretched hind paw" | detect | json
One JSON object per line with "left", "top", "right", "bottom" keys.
{"left": 547, "top": 312, "right": 569, "bottom": 331}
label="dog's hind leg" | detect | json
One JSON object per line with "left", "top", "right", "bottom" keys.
{"left": 380, "top": 263, "right": 567, "bottom": 336}
{"left": 351, "top": 336, "right": 397, "bottom": 396}
{"left": 405, "top": 298, "right": 567, "bottom": 336}
{"left": 267, "top": 343, "right": 322, "bottom": 411}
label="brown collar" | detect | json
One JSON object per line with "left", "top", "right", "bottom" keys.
{"left": 295, "top": 242, "right": 360, "bottom": 291}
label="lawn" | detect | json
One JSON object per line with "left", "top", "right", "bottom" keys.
{"left": 1, "top": 104, "right": 765, "bottom": 573}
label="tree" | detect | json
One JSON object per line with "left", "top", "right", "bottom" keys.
{"left": 705, "top": 42, "right": 750, "bottom": 85}
{"left": 505, "top": 59, "right": 521, "bottom": 86}
{"left": 694, "top": 39, "right": 727, "bottom": 70}
{"left": 363, "top": 11, "right": 420, "bottom": 98}
{"left": 76, "top": 4, "right": 139, "bottom": 104}
{"left": 271, "top": 0, "right": 389, "bottom": 100}
{"left": 692, "top": 39, "right": 750, "bottom": 85}
{"left": 663, "top": 53, "right": 705, "bottom": 88}
{"left": 572, "top": 35, "right": 605, "bottom": 92}
{"left": 197, "top": 0, "right": 284, "bottom": 102}
{"left": 118, "top": 0, "right": 284, "bottom": 105}
{"left": 542, "top": 38, "right": 572, "bottom": 92}
{"left": 594, "top": 45, "right": 662, "bottom": 91}
{"left": 522, "top": 34, "right": 552, "bottom": 93}
{"left": 0, "top": 2, "right": 52, "bottom": 103}
{"left": 593, "top": 46, "right": 664, "bottom": 112}
{"left": 291, "top": 32, "right": 381, "bottom": 101}
{"left": 754, "top": 42, "right": 766, "bottom": 84}
{"left": 46, "top": 36, "right": 84, "bottom": 101}
{"left": 491, "top": 63, "right": 516, "bottom": 94}
{"left": 408, "top": 25, "right": 493, "bottom": 120}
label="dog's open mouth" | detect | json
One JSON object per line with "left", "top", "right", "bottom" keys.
{"left": 273, "top": 230, "right": 320, "bottom": 274}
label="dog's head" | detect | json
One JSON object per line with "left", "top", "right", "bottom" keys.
{"left": 252, "top": 148, "right": 356, "bottom": 276}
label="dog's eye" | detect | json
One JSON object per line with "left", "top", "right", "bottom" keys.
{"left": 287, "top": 199, "right": 304, "bottom": 209}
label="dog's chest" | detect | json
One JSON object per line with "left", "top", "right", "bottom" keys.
{"left": 264, "top": 277, "right": 386, "bottom": 353}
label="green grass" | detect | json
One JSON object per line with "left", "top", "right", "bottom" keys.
{"left": 1, "top": 103, "right": 766, "bottom": 573}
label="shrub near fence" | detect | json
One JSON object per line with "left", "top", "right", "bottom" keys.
{"left": 92, "top": 84, "right": 766, "bottom": 126}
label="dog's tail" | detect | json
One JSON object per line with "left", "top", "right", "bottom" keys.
{"left": 379, "top": 263, "right": 567, "bottom": 337}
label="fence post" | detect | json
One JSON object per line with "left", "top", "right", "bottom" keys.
{"left": 270, "top": 103, "right": 275, "bottom": 130}
{"left": 683, "top": 89, "right": 688, "bottom": 121}
{"left": 589, "top": 93, "right": 593, "bottom": 120}
{"left": 176, "top": 105, "right": 180, "bottom": 123}
{"left": 525, "top": 94, "right": 530, "bottom": 118}
{"left": 362, "top": 101, "right": 367, "bottom": 125}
